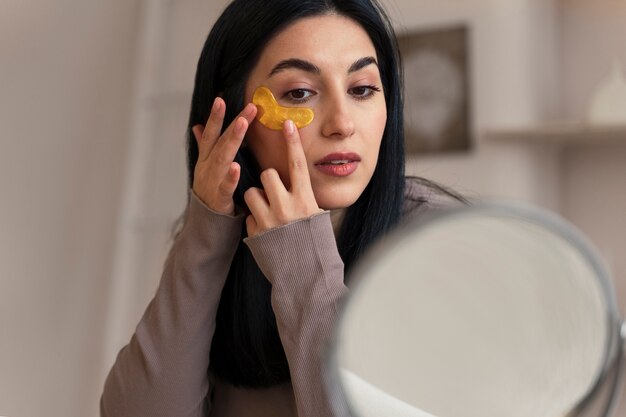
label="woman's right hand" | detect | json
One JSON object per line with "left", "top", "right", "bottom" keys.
{"left": 192, "top": 98, "right": 257, "bottom": 215}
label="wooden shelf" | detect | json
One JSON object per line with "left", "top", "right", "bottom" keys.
{"left": 483, "top": 122, "right": 626, "bottom": 146}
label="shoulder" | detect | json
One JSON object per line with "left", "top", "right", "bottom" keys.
{"left": 401, "top": 176, "right": 468, "bottom": 220}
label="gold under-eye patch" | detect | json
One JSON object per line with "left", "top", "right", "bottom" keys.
{"left": 252, "top": 86, "right": 314, "bottom": 130}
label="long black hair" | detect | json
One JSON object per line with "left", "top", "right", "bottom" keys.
{"left": 186, "top": 0, "right": 405, "bottom": 387}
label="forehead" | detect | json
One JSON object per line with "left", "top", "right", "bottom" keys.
{"left": 255, "top": 14, "right": 377, "bottom": 71}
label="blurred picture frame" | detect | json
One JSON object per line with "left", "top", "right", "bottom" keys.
{"left": 398, "top": 25, "right": 472, "bottom": 154}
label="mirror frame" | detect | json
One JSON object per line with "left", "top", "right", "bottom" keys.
{"left": 326, "top": 202, "right": 625, "bottom": 417}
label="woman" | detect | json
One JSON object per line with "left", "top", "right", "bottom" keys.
{"left": 101, "top": 1, "right": 463, "bottom": 416}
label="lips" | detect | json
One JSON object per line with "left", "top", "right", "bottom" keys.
{"left": 314, "top": 152, "right": 361, "bottom": 177}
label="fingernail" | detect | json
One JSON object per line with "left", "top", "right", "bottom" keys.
{"left": 212, "top": 97, "right": 220, "bottom": 113}
{"left": 245, "top": 103, "right": 256, "bottom": 116}
{"left": 285, "top": 120, "right": 295, "bottom": 135}
{"left": 235, "top": 117, "right": 245, "bottom": 134}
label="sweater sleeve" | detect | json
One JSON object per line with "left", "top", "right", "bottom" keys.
{"left": 244, "top": 212, "right": 348, "bottom": 417}
{"left": 100, "top": 192, "right": 244, "bottom": 417}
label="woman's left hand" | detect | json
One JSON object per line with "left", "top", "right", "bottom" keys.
{"left": 244, "top": 120, "right": 321, "bottom": 237}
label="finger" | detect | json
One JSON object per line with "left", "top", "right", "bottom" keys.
{"left": 245, "top": 214, "right": 258, "bottom": 237}
{"left": 259, "top": 168, "right": 288, "bottom": 208}
{"left": 211, "top": 104, "right": 257, "bottom": 170}
{"left": 192, "top": 97, "right": 226, "bottom": 161}
{"left": 241, "top": 102, "right": 258, "bottom": 124}
{"left": 217, "top": 162, "right": 241, "bottom": 198}
{"left": 203, "top": 97, "right": 226, "bottom": 152}
{"left": 216, "top": 102, "right": 257, "bottom": 146}
{"left": 243, "top": 187, "right": 270, "bottom": 220}
{"left": 192, "top": 124, "right": 206, "bottom": 157}
{"left": 283, "top": 120, "right": 312, "bottom": 194}
{"left": 205, "top": 116, "right": 247, "bottom": 187}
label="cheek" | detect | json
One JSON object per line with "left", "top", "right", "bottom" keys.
{"left": 377, "top": 99, "right": 388, "bottom": 129}
{"left": 358, "top": 96, "right": 387, "bottom": 132}
{"left": 246, "top": 122, "right": 290, "bottom": 175}
{"left": 365, "top": 109, "right": 387, "bottom": 169}
{"left": 375, "top": 110, "right": 387, "bottom": 135}
{"left": 366, "top": 106, "right": 387, "bottom": 147}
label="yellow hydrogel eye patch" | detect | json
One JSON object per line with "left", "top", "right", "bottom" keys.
{"left": 252, "top": 86, "right": 314, "bottom": 130}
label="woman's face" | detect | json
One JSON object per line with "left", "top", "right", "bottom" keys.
{"left": 244, "top": 14, "right": 387, "bottom": 210}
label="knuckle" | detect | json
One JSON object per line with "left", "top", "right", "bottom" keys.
{"left": 291, "top": 158, "right": 305, "bottom": 170}
{"left": 274, "top": 207, "right": 289, "bottom": 223}
{"left": 243, "top": 187, "right": 257, "bottom": 202}
{"left": 217, "top": 181, "right": 231, "bottom": 196}
{"left": 213, "top": 152, "right": 230, "bottom": 167}
{"left": 210, "top": 109, "right": 224, "bottom": 122}
{"left": 292, "top": 202, "right": 306, "bottom": 216}
{"left": 260, "top": 168, "right": 277, "bottom": 182}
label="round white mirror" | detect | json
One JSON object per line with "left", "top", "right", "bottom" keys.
{"left": 329, "top": 203, "right": 624, "bottom": 417}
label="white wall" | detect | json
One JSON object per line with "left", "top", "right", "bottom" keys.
{"left": 100, "top": 0, "right": 232, "bottom": 384}
{"left": 557, "top": 7, "right": 626, "bottom": 415}
{"left": 387, "top": 0, "right": 560, "bottom": 129}
{"left": 382, "top": 0, "right": 564, "bottom": 210}
{"left": 558, "top": 0, "right": 626, "bottom": 121}
{"left": 0, "top": 1, "right": 140, "bottom": 416}
{"left": 557, "top": 0, "right": 626, "bottom": 292}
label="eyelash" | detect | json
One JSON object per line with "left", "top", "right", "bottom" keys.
{"left": 284, "top": 89, "right": 315, "bottom": 104}
{"left": 282, "top": 85, "right": 382, "bottom": 104}
{"left": 350, "top": 85, "right": 382, "bottom": 101}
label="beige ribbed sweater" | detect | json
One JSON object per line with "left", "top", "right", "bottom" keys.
{"left": 100, "top": 179, "right": 456, "bottom": 417}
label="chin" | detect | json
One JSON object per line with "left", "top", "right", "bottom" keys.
{"left": 314, "top": 175, "right": 374, "bottom": 209}
{"left": 314, "top": 189, "right": 362, "bottom": 211}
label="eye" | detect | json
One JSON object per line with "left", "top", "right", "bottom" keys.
{"left": 284, "top": 88, "right": 316, "bottom": 104}
{"left": 349, "top": 85, "right": 381, "bottom": 100}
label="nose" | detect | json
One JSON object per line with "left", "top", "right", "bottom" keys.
{"left": 320, "top": 95, "right": 355, "bottom": 139}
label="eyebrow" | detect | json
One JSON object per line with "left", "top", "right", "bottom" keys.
{"left": 348, "top": 56, "right": 378, "bottom": 73}
{"left": 269, "top": 59, "right": 321, "bottom": 76}
{"left": 268, "top": 56, "right": 379, "bottom": 77}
